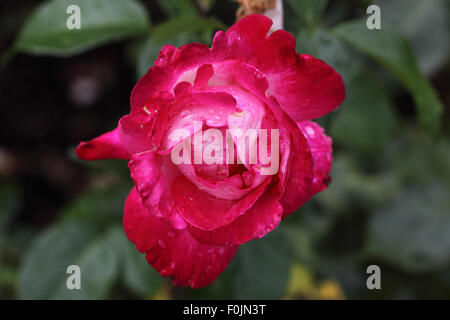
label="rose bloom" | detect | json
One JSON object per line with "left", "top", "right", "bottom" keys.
{"left": 76, "top": 15, "right": 345, "bottom": 288}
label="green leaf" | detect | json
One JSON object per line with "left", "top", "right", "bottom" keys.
{"left": 233, "top": 229, "right": 291, "bottom": 299}
{"left": 373, "top": 0, "right": 450, "bottom": 75}
{"left": 367, "top": 184, "right": 450, "bottom": 272}
{"left": 18, "top": 222, "right": 96, "bottom": 299}
{"left": 384, "top": 129, "right": 450, "bottom": 187}
{"left": 18, "top": 219, "right": 161, "bottom": 299}
{"left": 15, "top": 0, "right": 150, "bottom": 56}
{"left": 157, "top": 0, "right": 198, "bottom": 18}
{"left": 331, "top": 72, "right": 398, "bottom": 152}
{"left": 333, "top": 19, "right": 443, "bottom": 137}
{"left": 283, "top": 225, "right": 317, "bottom": 266}
{"left": 59, "top": 183, "right": 130, "bottom": 226}
{"left": 315, "top": 154, "right": 400, "bottom": 213}
{"left": 51, "top": 227, "right": 122, "bottom": 299}
{"left": 122, "top": 238, "right": 162, "bottom": 297}
{"left": 286, "top": 0, "right": 328, "bottom": 28}
{"left": 0, "top": 182, "right": 19, "bottom": 230}
{"left": 151, "top": 16, "right": 225, "bottom": 45}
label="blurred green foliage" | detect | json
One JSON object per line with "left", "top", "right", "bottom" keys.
{"left": 13, "top": 0, "right": 150, "bottom": 56}
{"left": 1, "top": 0, "right": 450, "bottom": 300}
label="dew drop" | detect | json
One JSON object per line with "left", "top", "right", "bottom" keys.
{"left": 158, "top": 239, "right": 167, "bottom": 249}
{"left": 167, "top": 231, "right": 175, "bottom": 238}
{"left": 180, "top": 110, "right": 191, "bottom": 117}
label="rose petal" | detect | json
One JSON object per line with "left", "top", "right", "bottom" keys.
{"left": 227, "top": 14, "right": 273, "bottom": 49}
{"left": 129, "top": 151, "right": 187, "bottom": 229}
{"left": 188, "top": 186, "right": 283, "bottom": 246}
{"left": 75, "top": 128, "right": 130, "bottom": 160}
{"left": 226, "top": 15, "right": 346, "bottom": 121}
{"left": 278, "top": 114, "right": 314, "bottom": 217}
{"left": 266, "top": 53, "right": 346, "bottom": 121}
{"left": 298, "top": 120, "right": 332, "bottom": 194}
{"left": 131, "top": 43, "right": 210, "bottom": 112}
{"left": 124, "top": 187, "right": 238, "bottom": 288}
{"left": 171, "top": 174, "right": 270, "bottom": 231}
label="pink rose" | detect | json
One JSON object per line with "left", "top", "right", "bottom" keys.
{"left": 76, "top": 15, "right": 345, "bottom": 288}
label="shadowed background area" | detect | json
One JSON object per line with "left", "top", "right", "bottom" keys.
{"left": 0, "top": 0, "right": 449, "bottom": 299}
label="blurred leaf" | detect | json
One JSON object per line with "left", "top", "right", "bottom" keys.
{"left": 14, "top": 0, "right": 150, "bottom": 56}
{"left": 151, "top": 16, "right": 225, "bottom": 45}
{"left": 60, "top": 183, "right": 131, "bottom": 225}
{"left": 331, "top": 72, "right": 398, "bottom": 152}
{"left": 283, "top": 225, "right": 317, "bottom": 266}
{"left": 286, "top": 0, "right": 328, "bottom": 28}
{"left": 373, "top": 0, "right": 450, "bottom": 75}
{"left": 384, "top": 130, "right": 450, "bottom": 187}
{"left": 52, "top": 227, "right": 122, "bottom": 299}
{"left": 316, "top": 155, "right": 400, "bottom": 213}
{"left": 0, "top": 267, "right": 16, "bottom": 288}
{"left": 233, "top": 229, "right": 291, "bottom": 299}
{"left": 322, "top": 0, "right": 353, "bottom": 28}
{"left": 18, "top": 212, "right": 162, "bottom": 299}
{"left": 157, "top": 0, "right": 198, "bottom": 18}
{"left": 367, "top": 184, "right": 450, "bottom": 272}
{"left": 333, "top": 19, "right": 443, "bottom": 137}
{"left": 18, "top": 221, "right": 96, "bottom": 299}
{"left": 0, "top": 182, "right": 19, "bottom": 230}
{"left": 136, "top": 37, "right": 158, "bottom": 78}
{"left": 122, "top": 238, "right": 162, "bottom": 297}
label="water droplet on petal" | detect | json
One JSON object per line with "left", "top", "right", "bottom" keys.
{"left": 180, "top": 110, "right": 191, "bottom": 117}
{"left": 158, "top": 239, "right": 166, "bottom": 249}
{"left": 167, "top": 231, "right": 175, "bottom": 238}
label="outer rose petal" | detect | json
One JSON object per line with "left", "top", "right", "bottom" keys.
{"left": 124, "top": 187, "right": 238, "bottom": 288}
{"left": 188, "top": 186, "right": 283, "bottom": 246}
{"left": 172, "top": 175, "right": 270, "bottom": 231}
{"left": 276, "top": 108, "right": 314, "bottom": 216}
{"left": 227, "top": 14, "right": 272, "bottom": 49}
{"left": 130, "top": 43, "right": 211, "bottom": 111}
{"left": 267, "top": 53, "right": 346, "bottom": 121}
{"left": 228, "top": 14, "right": 346, "bottom": 121}
{"left": 75, "top": 128, "right": 130, "bottom": 160}
{"left": 298, "top": 121, "right": 332, "bottom": 195}
{"left": 128, "top": 151, "right": 187, "bottom": 229}
{"left": 118, "top": 114, "right": 154, "bottom": 156}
